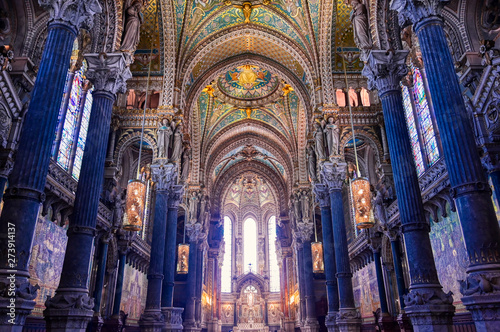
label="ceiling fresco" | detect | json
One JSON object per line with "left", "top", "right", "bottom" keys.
{"left": 218, "top": 65, "right": 280, "bottom": 100}
{"left": 224, "top": 174, "right": 276, "bottom": 208}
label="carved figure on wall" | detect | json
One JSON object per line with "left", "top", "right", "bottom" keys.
{"left": 300, "top": 191, "right": 310, "bottom": 222}
{"left": 113, "top": 190, "right": 127, "bottom": 227}
{"left": 313, "top": 121, "right": 326, "bottom": 160}
{"left": 157, "top": 119, "right": 173, "bottom": 158}
{"left": 307, "top": 144, "right": 317, "bottom": 182}
{"left": 171, "top": 122, "right": 183, "bottom": 162}
{"left": 180, "top": 145, "right": 191, "bottom": 182}
{"left": 373, "top": 189, "right": 387, "bottom": 225}
{"left": 325, "top": 117, "right": 339, "bottom": 156}
{"left": 350, "top": 0, "right": 372, "bottom": 50}
{"left": 120, "top": 0, "right": 144, "bottom": 52}
{"left": 293, "top": 193, "right": 301, "bottom": 222}
{"left": 0, "top": 109, "right": 11, "bottom": 148}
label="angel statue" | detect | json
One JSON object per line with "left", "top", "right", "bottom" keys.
{"left": 157, "top": 118, "right": 173, "bottom": 159}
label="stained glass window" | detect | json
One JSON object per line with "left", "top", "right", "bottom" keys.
{"left": 244, "top": 218, "right": 257, "bottom": 273}
{"left": 401, "top": 84, "right": 425, "bottom": 176}
{"left": 54, "top": 60, "right": 94, "bottom": 180}
{"left": 411, "top": 64, "right": 439, "bottom": 166}
{"left": 221, "top": 216, "right": 232, "bottom": 292}
{"left": 268, "top": 216, "right": 280, "bottom": 292}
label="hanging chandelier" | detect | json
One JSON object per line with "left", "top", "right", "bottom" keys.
{"left": 342, "top": 52, "right": 374, "bottom": 230}
{"left": 123, "top": 2, "right": 157, "bottom": 231}
{"left": 177, "top": 213, "right": 189, "bottom": 274}
{"left": 311, "top": 199, "right": 324, "bottom": 273}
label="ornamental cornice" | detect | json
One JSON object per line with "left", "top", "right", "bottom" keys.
{"left": 39, "top": 0, "right": 102, "bottom": 32}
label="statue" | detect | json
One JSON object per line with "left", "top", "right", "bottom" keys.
{"left": 189, "top": 191, "right": 200, "bottom": 223}
{"left": 350, "top": 0, "right": 372, "bottom": 50}
{"left": 180, "top": 146, "right": 191, "bottom": 182}
{"left": 157, "top": 119, "right": 173, "bottom": 159}
{"left": 325, "top": 117, "right": 339, "bottom": 156}
{"left": 113, "top": 190, "right": 127, "bottom": 227}
{"left": 293, "top": 193, "right": 301, "bottom": 222}
{"left": 300, "top": 191, "right": 310, "bottom": 222}
{"left": 373, "top": 190, "right": 387, "bottom": 224}
{"left": 306, "top": 144, "right": 317, "bottom": 182}
{"left": 313, "top": 122, "right": 326, "bottom": 160}
{"left": 120, "top": 0, "right": 143, "bottom": 52}
{"left": 171, "top": 122, "right": 183, "bottom": 162}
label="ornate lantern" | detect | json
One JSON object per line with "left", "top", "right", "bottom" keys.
{"left": 123, "top": 179, "right": 146, "bottom": 231}
{"left": 351, "top": 177, "right": 374, "bottom": 229}
{"left": 177, "top": 243, "right": 190, "bottom": 274}
{"left": 311, "top": 242, "right": 324, "bottom": 273}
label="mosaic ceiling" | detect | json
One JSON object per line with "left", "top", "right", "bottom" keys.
{"left": 218, "top": 65, "right": 279, "bottom": 100}
{"left": 223, "top": 174, "right": 276, "bottom": 208}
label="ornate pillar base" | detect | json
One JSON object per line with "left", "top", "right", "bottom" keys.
{"left": 206, "top": 319, "right": 221, "bottom": 332}
{"left": 87, "top": 313, "right": 104, "bottom": 332}
{"left": 325, "top": 312, "right": 339, "bottom": 332}
{"left": 300, "top": 319, "right": 319, "bottom": 332}
{"left": 104, "top": 312, "right": 127, "bottom": 332}
{"left": 378, "top": 313, "right": 398, "bottom": 332}
{"left": 161, "top": 307, "right": 184, "bottom": 332}
{"left": 336, "top": 308, "right": 361, "bottom": 332}
{"left": 140, "top": 309, "right": 165, "bottom": 332}
{"left": 405, "top": 304, "right": 454, "bottom": 332}
{"left": 43, "top": 289, "right": 94, "bottom": 332}
{"left": 396, "top": 312, "right": 413, "bottom": 332}
{"left": 0, "top": 274, "right": 38, "bottom": 332}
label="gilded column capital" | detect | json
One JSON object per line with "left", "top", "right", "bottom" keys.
{"left": 390, "top": 0, "right": 448, "bottom": 28}
{"left": 362, "top": 50, "right": 409, "bottom": 97}
{"left": 39, "top": 0, "right": 102, "bottom": 32}
{"left": 85, "top": 53, "right": 132, "bottom": 96}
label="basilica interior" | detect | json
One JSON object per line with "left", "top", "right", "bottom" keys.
{"left": 0, "top": 0, "right": 500, "bottom": 332}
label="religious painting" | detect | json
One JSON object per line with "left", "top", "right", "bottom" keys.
{"left": 120, "top": 264, "right": 148, "bottom": 323}
{"left": 352, "top": 262, "right": 380, "bottom": 318}
{"left": 267, "top": 302, "right": 281, "bottom": 325}
{"left": 218, "top": 65, "right": 279, "bottom": 99}
{"left": 28, "top": 218, "right": 68, "bottom": 317}
{"left": 429, "top": 204, "right": 468, "bottom": 310}
{"left": 221, "top": 303, "right": 234, "bottom": 324}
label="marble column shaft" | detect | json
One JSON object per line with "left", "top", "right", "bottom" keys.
{"left": 302, "top": 239, "right": 318, "bottom": 322}
{"left": 113, "top": 252, "right": 127, "bottom": 315}
{"left": 363, "top": 50, "right": 454, "bottom": 331}
{"left": 373, "top": 250, "right": 389, "bottom": 314}
{"left": 184, "top": 237, "right": 199, "bottom": 326}
{"left": 161, "top": 188, "right": 182, "bottom": 308}
{"left": 93, "top": 239, "right": 109, "bottom": 313}
{"left": 390, "top": 238, "right": 407, "bottom": 310}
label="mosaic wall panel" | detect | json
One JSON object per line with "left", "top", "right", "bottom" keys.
{"left": 352, "top": 262, "right": 380, "bottom": 319}
{"left": 267, "top": 302, "right": 281, "bottom": 325}
{"left": 120, "top": 264, "right": 148, "bottom": 322}
{"left": 429, "top": 204, "right": 468, "bottom": 311}
{"left": 221, "top": 303, "right": 234, "bottom": 325}
{"left": 28, "top": 218, "right": 68, "bottom": 317}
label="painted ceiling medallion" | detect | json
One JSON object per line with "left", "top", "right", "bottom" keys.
{"left": 218, "top": 65, "right": 280, "bottom": 100}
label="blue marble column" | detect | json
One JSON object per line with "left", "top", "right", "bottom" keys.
{"left": 112, "top": 250, "right": 127, "bottom": 316}
{"left": 313, "top": 184, "right": 339, "bottom": 332}
{"left": 140, "top": 163, "right": 177, "bottom": 331}
{"left": 392, "top": 1, "right": 500, "bottom": 329}
{"left": 0, "top": 2, "right": 101, "bottom": 330}
{"left": 162, "top": 185, "right": 183, "bottom": 307}
{"left": 93, "top": 236, "right": 110, "bottom": 313}
{"left": 321, "top": 162, "right": 361, "bottom": 332}
{"left": 489, "top": 171, "right": 500, "bottom": 211}
{"left": 294, "top": 240, "right": 307, "bottom": 326}
{"left": 373, "top": 250, "right": 389, "bottom": 314}
{"left": 184, "top": 223, "right": 204, "bottom": 332}
{"left": 44, "top": 53, "right": 131, "bottom": 332}
{"left": 363, "top": 50, "right": 454, "bottom": 331}
{"left": 388, "top": 233, "right": 407, "bottom": 310}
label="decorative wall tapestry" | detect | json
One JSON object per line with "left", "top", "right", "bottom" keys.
{"left": 120, "top": 264, "right": 148, "bottom": 322}
{"left": 28, "top": 218, "right": 68, "bottom": 317}
{"left": 352, "top": 262, "right": 380, "bottom": 319}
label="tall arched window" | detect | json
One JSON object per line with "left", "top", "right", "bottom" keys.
{"left": 401, "top": 63, "right": 440, "bottom": 176}
{"left": 268, "top": 216, "right": 280, "bottom": 292}
{"left": 221, "top": 216, "right": 232, "bottom": 292}
{"left": 52, "top": 41, "right": 94, "bottom": 180}
{"left": 244, "top": 218, "right": 257, "bottom": 273}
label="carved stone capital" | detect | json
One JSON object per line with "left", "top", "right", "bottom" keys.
{"left": 151, "top": 162, "right": 177, "bottom": 191}
{"left": 168, "top": 185, "right": 184, "bottom": 209}
{"left": 45, "top": 291, "right": 94, "bottom": 311}
{"left": 85, "top": 53, "right": 132, "bottom": 96}
{"left": 313, "top": 184, "right": 330, "bottom": 208}
{"left": 404, "top": 288, "right": 454, "bottom": 307}
{"left": 320, "top": 161, "right": 347, "bottom": 192}
{"left": 296, "top": 222, "right": 314, "bottom": 242}
{"left": 186, "top": 223, "right": 206, "bottom": 244}
{"left": 390, "top": 0, "right": 448, "bottom": 28}
{"left": 362, "top": 50, "right": 409, "bottom": 97}
{"left": 161, "top": 307, "right": 184, "bottom": 330}
{"left": 38, "top": 0, "right": 102, "bottom": 32}
{"left": 460, "top": 271, "right": 500, "bottom": 297}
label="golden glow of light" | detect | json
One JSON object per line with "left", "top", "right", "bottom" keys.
{"left": 351, "top": 177, "right": 375, "bottom": 229}
{"left": 177, "top": 243, "right": 190, "bottom": 274}
{"left": 123, "top": 179, "right": 146, "bottom": 231}
{"left": 311, "top": 242, "right": 325, "bottom": 274}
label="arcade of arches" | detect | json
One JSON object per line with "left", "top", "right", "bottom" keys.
{"left": 0, "top": 1, "right": 500, "bottom": 332}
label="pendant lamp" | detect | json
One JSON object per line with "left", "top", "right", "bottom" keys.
{"left": 311, "top": 200, "right": 324, "bottom": 273}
